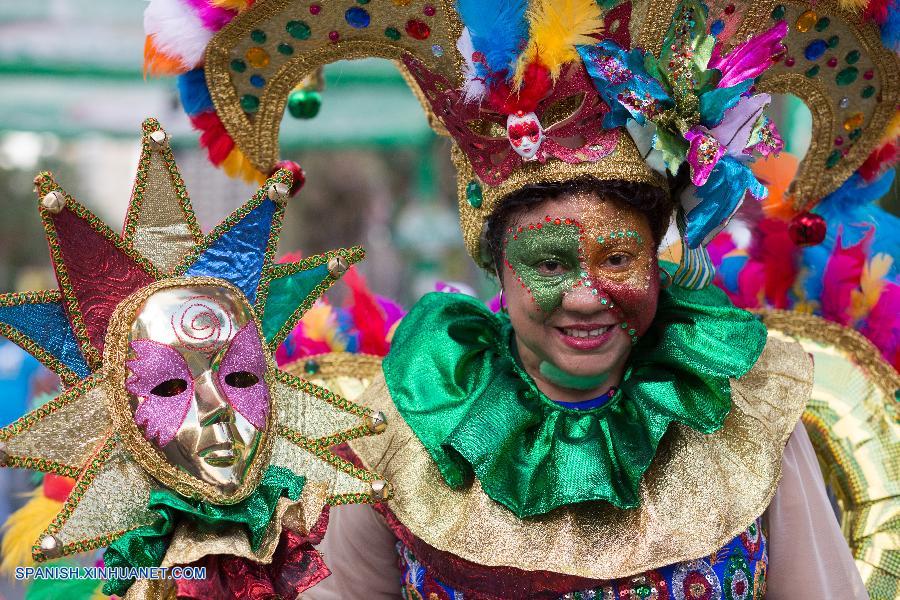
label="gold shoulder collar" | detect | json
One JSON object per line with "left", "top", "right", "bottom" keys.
{"left": 349, "top": 335, "right": 813, "bottom": 580}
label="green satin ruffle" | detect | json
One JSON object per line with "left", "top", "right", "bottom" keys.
{"left": 383, "top": 282, "right": 767, "bottom": 518}
{"left": 102, "top": 465, "right": 305, "bottom": 596}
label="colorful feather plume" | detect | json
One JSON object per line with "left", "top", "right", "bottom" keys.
{"left": 143, "top": 0, "right": 213, "bottom": 75}
{"left": 456, "top": 0, "right": 530, "bottom": 81}
{"left": 1, "top": 474, "right": 74, "bottom": 575}
{"left": 518, "top": 0, "right": 604, "bottom": 82}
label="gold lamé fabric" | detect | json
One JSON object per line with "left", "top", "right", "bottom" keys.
{"left": 131, "top": 148, "right": 197, "bottom": 274}
{"left": 5, "top": 384, "right": 111, "bottom": 471}
{"left": 349, "top": 335, "right": 813, "bottom": 580}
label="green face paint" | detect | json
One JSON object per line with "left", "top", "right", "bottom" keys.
{"left": 503, "top": 220, "right": 582, "bottom": 312}
{"left": 539, "top": 360, "right": 610, "bottom": 390}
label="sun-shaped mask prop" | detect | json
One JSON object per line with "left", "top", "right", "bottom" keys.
{"left": 0, "top": 118, "right": 389, "bottom": 597}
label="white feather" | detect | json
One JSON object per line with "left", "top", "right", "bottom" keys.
{"left": 725, "top": 217, "right": 752, "bottom": 249}
{"left": 457, "top": 28, "right": 487, "bottom": 102}
{"left": 144, "top": 0, "right": 212, "bottom": 69}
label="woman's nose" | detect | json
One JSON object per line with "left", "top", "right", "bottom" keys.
{"left": 194, "top": 371, "right": 233, "bottom": 426}
{"left": 561, "top": 275, "right": 612, "bottom": 314}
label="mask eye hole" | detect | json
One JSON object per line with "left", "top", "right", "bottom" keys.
{"left": 150, "top": 378, "right": 188, "bottom": 397}
{"left": 224, "top": 371, "right": 260, "bottom": 388}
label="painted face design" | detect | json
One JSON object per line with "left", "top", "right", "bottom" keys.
{"left": 501, "top": 194, "right": 660, "bottom": 394}
{"left": 125, "top": 285, "right": 269, "bottom": 494}
{"left": 506, "top": 111, "right": 545, "bottom": 160}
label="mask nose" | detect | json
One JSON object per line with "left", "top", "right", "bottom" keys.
{"left": 194, "top": 371, "right": 233, "bottom": 426}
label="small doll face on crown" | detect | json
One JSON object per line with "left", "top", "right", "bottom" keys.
{"left": 506, "top": 111, "right": 545, "bottom": 160}
{"left": 501, "top": 192, "right": 659, "bottom": 397}
{"left": 123, "top": 283, "right": 270, "bottom": 494}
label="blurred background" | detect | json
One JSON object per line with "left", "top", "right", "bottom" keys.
{"left": 0, "top": 2, "right": 897, "bottom": 597}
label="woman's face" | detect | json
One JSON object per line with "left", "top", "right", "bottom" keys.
{"left": 501, "top": 192, "right": 659, "bottom": 397}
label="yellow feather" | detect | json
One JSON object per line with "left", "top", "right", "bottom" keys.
{"left": 518, "top": 0, "right": 604, "bottom": 81}
{"left": 838, "top": 0, "right": 869, "bottom": 11}
{"left": 879, "top": 110, "right": 900, "bottom": 145}
{"left": 1, "top": 489, "right": 63, "bottom": 575}
{"left": 850, "top": 253, "right": 892, "bottom": 320}
{"left": 222, "top": 148, "right": 265, "bottom": 184}
{"left": 300, "top": 303, "right": 347, "bottom": 352}
{"left": 211, "top": 0, "right": 249, "bottom": 10}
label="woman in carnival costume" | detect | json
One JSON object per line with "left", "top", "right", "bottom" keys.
{"left": 142, "top": 0, "right": 900, "bottom": 597}
{"left": 0, "top": 118, "right": 391, "bottom": 599}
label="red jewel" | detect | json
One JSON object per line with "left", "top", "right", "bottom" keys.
{"left": 423, "top": 5, "right": 436, "bottom": 16}
{"left": 863, "top": 69, "right": 874, "bottom": 80}
{"left": 269, "top": 160, "right": 306, "bottom": 196}
{"left": 827, "top": 57, "right": 838, "bottom": 68}
{"left": 545, "top": 215, "right": 551, "bottom": 222}
{"left": 788, "top": 212, "right": 827, "bottom": 246}
{"left": 309, "top": 4, "right": 321, "bottom": 15}
{"left": 834, "top": 136, "right": 843, "bottom": 146}
{"left": 784, "top": 56, "right": 795, "bottom": 67}
{"left": 724, "top": 3, "right": 735, "bottom": 13}
{"left": 405, "top": 19, "right": 431, "bottom": 40}
{"left": 329, "top": 30, "right": 339, "bottom": 42}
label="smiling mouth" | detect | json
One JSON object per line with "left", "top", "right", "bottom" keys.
{"left": 559, "top": 325, "right": 612, "bottom": 338}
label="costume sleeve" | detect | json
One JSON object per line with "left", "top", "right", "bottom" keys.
{"left": 765, "top": 423, "right": 868, "bottom": 599}
{"left": 301, "top": 504, "right": 402, "bottom": 600}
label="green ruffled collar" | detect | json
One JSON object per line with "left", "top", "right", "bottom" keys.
{"left": 382, "top": 282, "right": 767, "bottom": 518}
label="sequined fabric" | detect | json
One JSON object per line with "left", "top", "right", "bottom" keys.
{"left": 393, "top": 517, "right": 767, "bottom": 600}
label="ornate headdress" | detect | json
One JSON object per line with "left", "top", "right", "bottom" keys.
{"left": 144, "top": 0, "right": 898, "bottom": 280}
{"left": 0, "top": 118, "right": 388, "bottom": 597}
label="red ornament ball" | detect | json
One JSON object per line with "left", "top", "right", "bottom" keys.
{"left": 269, "top": 160, "right": 306, "bottom": 196}
{"left": 788, "top": 212, "right": 826, "bottom": 246}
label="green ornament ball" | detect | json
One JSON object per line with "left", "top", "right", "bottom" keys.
{"left": 287, "top": 90, "right": 322, "bottom": 119}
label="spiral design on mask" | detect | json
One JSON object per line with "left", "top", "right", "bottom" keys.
{"left": 170, "top": 296, "right": 233, "bottom": 354}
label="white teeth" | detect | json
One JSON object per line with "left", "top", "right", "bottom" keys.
{"left": 562, "top": 326, "right": 610, "bottom": 338}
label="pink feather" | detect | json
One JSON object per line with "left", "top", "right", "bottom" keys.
{"left": 820, "top": 227, "right": 873, "bottom": 325}
{"left": 182, "top": 0, "right": 237, "bottom": 31}
{"left": 343, "top": 267, "right": 390, "bottom": 356}
{"left": 860, "top": 281, "right": 900, "bottom": 369}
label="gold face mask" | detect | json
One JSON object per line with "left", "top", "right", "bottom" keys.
{"left": 106, "top": 278, "right": 273, "bottom": 500}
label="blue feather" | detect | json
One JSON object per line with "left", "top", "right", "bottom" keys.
{"left": 456, "top": 0, "right": 528, "bottom": 79}
{"left": 882, "top": 1, "right": 900, "bottom": 54}
{"left": 177, "top": 68, "right": 214, "bottom": 116}
{"left": 684, "top": 157, "right": 766, "bottom": 248}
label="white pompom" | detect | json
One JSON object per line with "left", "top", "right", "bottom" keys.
{"left": 144, "top": 0, "right": 213, "bottom": 70}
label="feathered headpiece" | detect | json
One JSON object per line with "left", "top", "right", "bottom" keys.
{"left": 142, "top": 0, "right": 899, "bottom": 283}
{"left": 0, "top": 118, "right": 389, "bottom": 598}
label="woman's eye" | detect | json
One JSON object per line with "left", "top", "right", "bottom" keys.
{"left": 224, "top": 371, "right": 260, "bottom": 388}
{"left": 605, "top": 253, "right": 633, "bottom": 268}
{"left": 536, "top": 260, "right": 568, "bottom": 275}
{"left": 150, "top": 378, "right": 188, "bottom": 397}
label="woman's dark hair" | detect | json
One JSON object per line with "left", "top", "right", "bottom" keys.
{"left": 484, "top": 177, "right": 675, "bottom": 274}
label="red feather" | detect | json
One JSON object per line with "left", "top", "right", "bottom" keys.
{"left": 858, "top": 142, "right": 899, "bottom": 181}
{"left": 488, "top": 62, "right": 553, "bottom": 114}
{"left": 189, "top": 112, "right": 235, "bottom": 165}
{"left": 863, "top": 0, "right": 892, "bottom": 24}
{"left": 749, "top": 218, "right": 798, "bottom": 309}
{"left": 343, "top": 267, "right": 390, "bottom": 356}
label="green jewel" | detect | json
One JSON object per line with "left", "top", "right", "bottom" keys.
{"left": 827, "top": 35, "right": 839, "bottom": 48}
{"left": 230, "top": 59, "right": 247, "bottom": 73}
{"left": 815, "top": 17, "right": 830, "bottom": 31}
{"left": 805, "top": 65, "right": 820, "bottom": 78}
{"left": 861, "top": 85, "right": 875, "bottom": 99}
{"left": 836, "top": 66, "right": 858, "bottom": 86}
{"left": 771, "top": 4, "right": 785, "bottom": 19}
{"left": 465, "top": 180, "right": 483, "bottom": 208}
{"left": 286, "top": 20, "right": 312, "bottom": 40}
{"left": 240, "top": 94, "right": 260, "bottom": 112}
{"left": 277, "top": 43, "right": 294, "bottom": 55}
{"left": 250, "top": 29, "right": 267, "bottom": 43}
{"left": 826, "top": 149, "right": 842, "bottom": 168}
{"left": 849, "top": 127, "right": 862, "bottom": 140}
{"left": 385, "top": 26, "right": 401, "bottom": 40}
{"left": 846, "top": 50, "right": 860, "bottom": 64}
{"left": 304, "top": 359, "right": 320, "bottom": 374}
